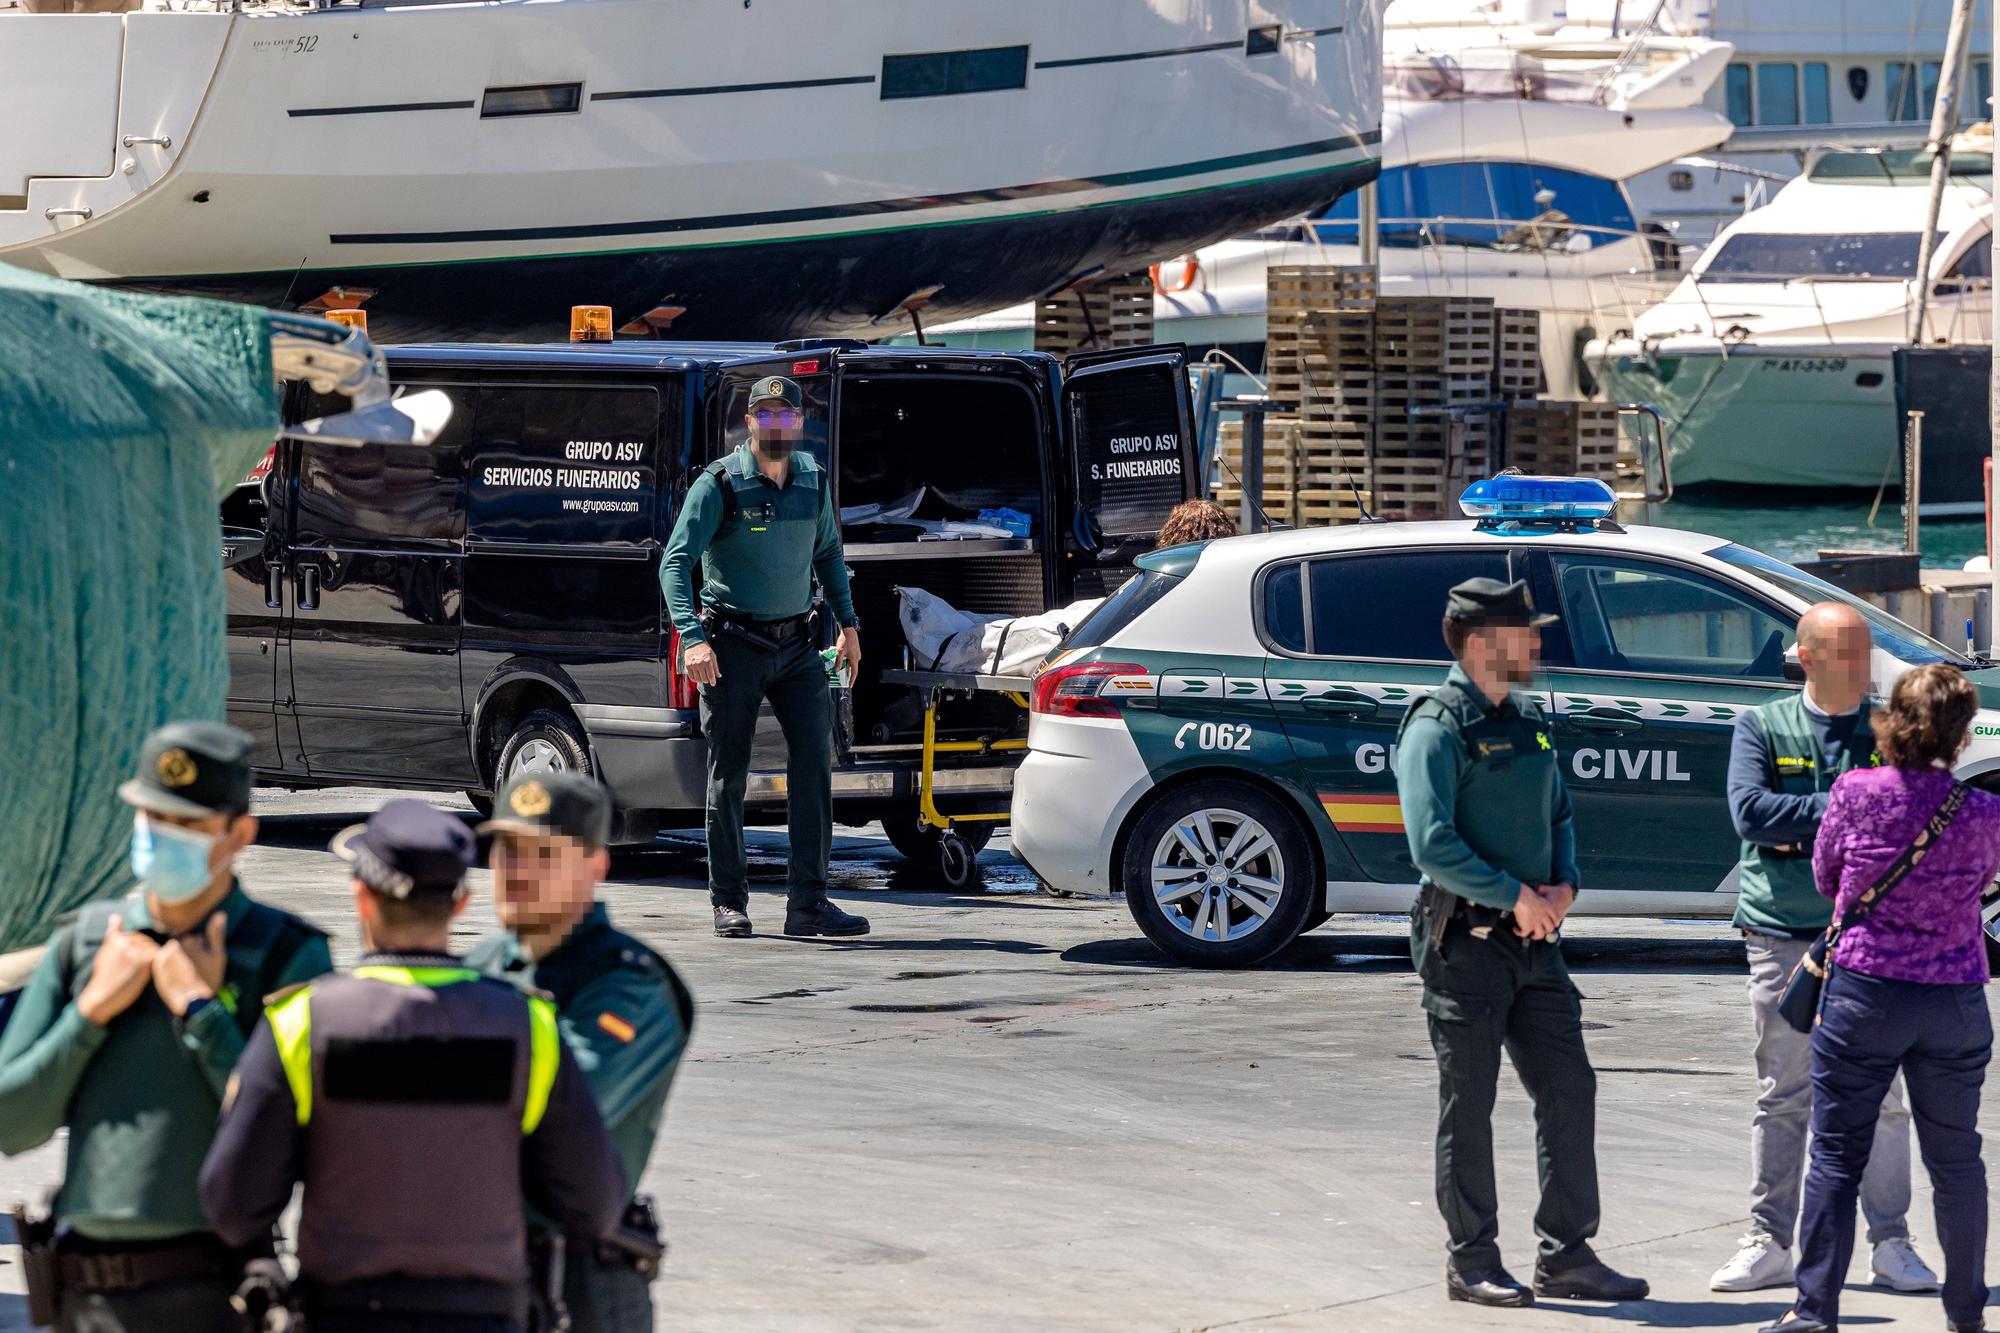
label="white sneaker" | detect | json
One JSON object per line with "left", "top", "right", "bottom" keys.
{"left": 1710, "top": 1234, "right": 1795, "bottom": 1292}
{"left": 1871, "top": 1237, "right": 1940, "bottom": 1292}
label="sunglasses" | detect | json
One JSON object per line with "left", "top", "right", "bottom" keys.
{"left": 753, "top": 408, "right": 803, "bottom": 430}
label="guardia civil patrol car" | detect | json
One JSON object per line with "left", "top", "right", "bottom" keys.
{"left": 1012, "top": 477, "right": 2000, "bottom": 967}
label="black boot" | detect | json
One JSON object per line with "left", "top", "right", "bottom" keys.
{"left": 1754, "top": 1314, "right": 1829, "bottom": 1333}
{"left": 1535, "top": 1248, "right": 1649, "bottom": 1301}
{"left": 713, "top": 905, "right": 752, "bottom": 938}
{"left": 784, "top": 901, "right": 870, "bottom": 937}
{"left": 1446, "top": 1265, "right": 1534, "bottom": 1307}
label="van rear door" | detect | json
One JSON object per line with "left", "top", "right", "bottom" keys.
{"left": 1059, "top": 345, "right": 1197, "bottom": 564}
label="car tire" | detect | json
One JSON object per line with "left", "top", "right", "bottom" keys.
{"left": 1122, "top": 780, "right": 1317, "bottom": 968}
{"left": 465, "top": 792, "right": 494, "bottom": 818}
{"left": 494, "top": 708, "right": 593, "bottom": 787}
{"left": 882, "top": 804, "right": 995, "bottom": 863}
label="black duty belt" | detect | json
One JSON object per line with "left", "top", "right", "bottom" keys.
{"left": 700, "top": 606, "right": 815, "bottom": 651}
{"left": 301, "top": 1274, "right": 531, "bottom": 1321}
{"left": 56, "top": 1233, "right": 245, "bottom": 1293}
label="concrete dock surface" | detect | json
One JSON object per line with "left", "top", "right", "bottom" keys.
{"left": 1, "top": 788, "right": 1991, "bottom": 1331}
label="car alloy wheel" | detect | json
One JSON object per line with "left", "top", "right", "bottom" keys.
{"left": 1149, "top": 808, "right": 1286, "bottom": 945}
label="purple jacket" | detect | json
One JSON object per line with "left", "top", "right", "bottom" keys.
{"left": 1814, "top": 766, "right": 1999, "bottom": 986}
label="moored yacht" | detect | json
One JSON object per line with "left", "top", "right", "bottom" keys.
{"left": 1584, "top": 141, "right": 1993, "bottom": 490}
{"left": 0, "top": 0, "right": 1384, "bottom": 342}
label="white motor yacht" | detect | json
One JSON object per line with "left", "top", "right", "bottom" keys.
{"left": 928, "top": 10, "right": 1734, "bottom": 401}
{"left": 0, "top": 0, "right": 1384, "bottom": 342}
{"left": 1585, "top": 142, "right": 1993, "bottom": 490}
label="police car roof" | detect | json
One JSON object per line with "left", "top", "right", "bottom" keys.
{"left": 383, "top": 340, "right": 1064, "bottom": 373}
{"left": 1193, "top": 519, "right": 1727, "bottom": 568}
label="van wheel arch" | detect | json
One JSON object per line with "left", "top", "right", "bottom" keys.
{"left": 472, "top": 668, "right": 589, "bottom": 785}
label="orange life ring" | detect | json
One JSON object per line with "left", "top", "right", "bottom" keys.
{"left": 1150, "top": 256, "right": 1199, "bottom": 293}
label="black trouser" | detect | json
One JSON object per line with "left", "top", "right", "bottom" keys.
{"left": 1411, "top": 914, "right": 1601, "bottom": 1273}
{"left": 1794, "top": 968, "right": 1992, "bottom": 1329}
{"left": 700, "top": 631, "right": 833, "bottom": 912}
{"left": 544, "top": 1249, "right": 653, "bottom": 1333}
{"left": 55, "top": 1277, "right": 237, "bottom": 1333}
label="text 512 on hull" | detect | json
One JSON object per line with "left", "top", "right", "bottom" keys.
{"left": 0, "top": 0, "right": 1384, "bottom": 343}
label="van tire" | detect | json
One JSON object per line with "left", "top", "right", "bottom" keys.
{"left": 882, "top": 806, "right": 994, "bottom": 863}
{"left": 466, "top": 793, "right": 494, "bottom": 818}
{"left": 1121, "top": 780, "right": 1315, "bottom": 969}
{"left": 494, "top": 709, "right": 593, "bottom": 789}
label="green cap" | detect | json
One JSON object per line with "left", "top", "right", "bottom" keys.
{"left": 1444, "top": 577, "right": 1557, "bottom": 628}
{"left": 747, "top": 375, "right": 802, "bottom": 410}
{"left": 119, "top": 720, "right": 255, "bottom": 819}
{"left": 479, "top": 771, "right": 613, "bottom": 848}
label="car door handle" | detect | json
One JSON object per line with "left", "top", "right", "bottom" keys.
{"left": 1304, "top": 695, "right": 1378, "bottom": 716}
{"left": 1564, "top": 707, "right": 1642, "bottom": 734}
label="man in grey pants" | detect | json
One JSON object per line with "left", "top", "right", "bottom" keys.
{"left": 1710, "top": 603, "right": 1936, "bottom": 1293}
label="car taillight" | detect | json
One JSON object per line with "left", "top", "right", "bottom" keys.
{"left": 667, "top": 627, "right": 700, "bottom": 709}
{"left": 1031, "top": 661, "right": 1143, "bottom": 718}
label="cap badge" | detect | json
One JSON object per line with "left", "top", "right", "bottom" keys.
{"left": 157, "top": 748, "right": 198, "bottom": 788}
{"left": 510, "top": 781, "right": 552, "bottom": 817}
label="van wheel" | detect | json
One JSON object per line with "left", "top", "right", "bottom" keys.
{"left": 495, "top": 709, "right": 592, "bottom": 787}
{"left": 882, "top": 805, "right": 994, "bottom": 863}
{"left": 1121, "top": 781, "right": 1316, "bottom": 969}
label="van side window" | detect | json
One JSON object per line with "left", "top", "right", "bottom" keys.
{"left": 293, "top": 382, "right": 473, "bottom": 544}
{"left": 469, "top": 385, "right": 659, "bottom": 545}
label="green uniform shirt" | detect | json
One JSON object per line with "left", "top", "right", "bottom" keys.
{"left": 0, "top": 883, "right": 332, "bottom": 1239}
{"left": 661, "top": 445, "right": 857, "bottom": 644}
{"left": 1394, "top": 666, "right": 1580, "bottom": 912}
{"left": 469, "top": 904, "right": 693, "bottom": 1195}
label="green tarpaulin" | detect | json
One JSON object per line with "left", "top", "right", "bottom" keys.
{"left": 0, "top": 265, "right": 278, "bottom": 952}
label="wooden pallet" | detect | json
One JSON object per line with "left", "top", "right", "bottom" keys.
{"left": 1373, "top": 296, "right": 1496, "bottom": 377}
{"left": 1294, "top": 487, "right": 1373, "bottom": 528}
{"left": 1503, "top": 401, "right": 1620, "bottom": 481}
{"left": 1493, "top": 307, "right": 1541, "bottom": 398}
{"left": 1266, "top": 264, "right": 1377, "bottom": 315}
{"left": 1214, "top": 418, "right": 1301, "bottom": 490}
{"left": 1213, "top": 485, "right": 1297, "bottom": 525}
{"left": 1033, "top": 273, "right": 1155, "bottom": 356}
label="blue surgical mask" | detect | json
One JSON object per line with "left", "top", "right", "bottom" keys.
{"left": 130, "top": 814, "right": 217, "bottom": 903}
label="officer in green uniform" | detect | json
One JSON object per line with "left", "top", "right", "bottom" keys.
{"left": 1394, "top": 579, "right": 1648, "bottom": 1310}
{"left": 469, "top": 772, "right": 696, "bottom": 1333}
{"left": 200, "top": 800, "right": 625, "bottom": 1333}
{"left": 662, "top": 373, "right": 868, "bottom": 940}
{"left": 0, "top": 721, "right": 331, "bottom": 1332}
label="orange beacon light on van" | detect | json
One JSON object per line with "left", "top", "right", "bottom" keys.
{"left": 570, "top": 305, "right": 613, "bottom": 342}
{"left": 323, "top": 309, "right": 368, "bottom": 332}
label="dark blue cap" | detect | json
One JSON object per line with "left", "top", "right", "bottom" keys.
{"left": 331, "top": 799, "right": 475, "bottom": 898}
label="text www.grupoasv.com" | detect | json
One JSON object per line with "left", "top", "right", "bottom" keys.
{"left": 563, "top": 498, "right": 641, "bottom": 515}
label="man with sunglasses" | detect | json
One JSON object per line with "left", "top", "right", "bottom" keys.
{"left": 662, "top": 374, "right": 867, "bottom": 939}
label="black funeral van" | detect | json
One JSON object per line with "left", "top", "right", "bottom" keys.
{"left": 221, "top": 338, "right": 1197, "bottom": 858}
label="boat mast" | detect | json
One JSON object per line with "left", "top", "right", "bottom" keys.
{"left": 1910, "top": 0, "right": 1978, "bottom": 345}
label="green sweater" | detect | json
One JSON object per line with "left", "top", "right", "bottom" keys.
{"left": 1394, "top": 667, "right": 1580, "bottom": 911}
{"left": 0, "top": 884, "right": 331, "bottom": 1239}
{"left": 661, "top": 446, "right": 857, "bottom": 644}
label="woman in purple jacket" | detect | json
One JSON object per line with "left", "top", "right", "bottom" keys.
{"left": 1764, "top": 664, "right": 2000, "bottom": 1333}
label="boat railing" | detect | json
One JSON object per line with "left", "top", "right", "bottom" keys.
{"left": 1584, "top": 269, "right": 1993, "bottom": 347}
{"left": 1302, "top": 216, "right": 1674, "bottom": 261}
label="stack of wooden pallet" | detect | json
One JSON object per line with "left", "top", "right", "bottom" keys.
{"left": 1504, "top": 401, "right": 1622, "bottom": 483}
{"left": 1212, "top": 418, "right": 1375, "bottom": 527}
{"left": 1032, "top": 273, "right": 1155, "bottom": 356}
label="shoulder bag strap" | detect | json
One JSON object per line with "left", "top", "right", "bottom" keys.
{"left": 1829, "top": 781, "right": 1970, "bottom": 945}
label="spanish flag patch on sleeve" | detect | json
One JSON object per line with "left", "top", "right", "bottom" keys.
{"left": 597, "top": 1011, "right": 637, "bottom": 1044}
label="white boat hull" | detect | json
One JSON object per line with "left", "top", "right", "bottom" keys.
{"left": 0, "top": 0, "right": 1384, "bottom": 341}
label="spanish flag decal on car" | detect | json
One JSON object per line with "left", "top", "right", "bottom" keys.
{"left": 597, "top": 1011, "right": 637, "bottom": 1044}
{"left": 1320, "top": 793, "right": 1405, "bottom": 834}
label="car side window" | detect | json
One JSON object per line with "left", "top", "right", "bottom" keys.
{"left": 1552, "top": 554, "right": 1795, "bottom": 680}
{"left": 1261, "top": 562, "right": 1306, "bottom": 652}
{"left": 1304, "top": 550, "right": 1511, "bottom": 659}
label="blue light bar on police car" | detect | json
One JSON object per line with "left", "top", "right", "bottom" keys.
{"left": 1459, "top": 475, "right": 1618, "bottom": 521}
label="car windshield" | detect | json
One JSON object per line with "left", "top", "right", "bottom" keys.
{"left": 1707, "top": 543, "right": 1973, "bottom": 666}
{"left": 1700, "top": 231, "right": 1936, "bottom": 282}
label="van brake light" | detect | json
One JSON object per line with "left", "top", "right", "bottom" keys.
{"left": 667, "top": 627, "right": 700, "bottom": 709}
{"left": 1031, "top": 662, "right": 1143, "bottom": 718}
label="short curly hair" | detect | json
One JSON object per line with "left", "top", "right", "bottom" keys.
{"left": 1873, "top": 663, "right": 1978, "bottom": 770}
{"left": 1157, "top": 499, "right": 1237, "bottom": 548}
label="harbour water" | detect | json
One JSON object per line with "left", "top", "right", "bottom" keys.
{"left": 1646, "top": 495, "right": 1988, "bottom": 569}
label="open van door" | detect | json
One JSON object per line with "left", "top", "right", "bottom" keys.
{"left": 1059, "top": 345, "right": 1198, "bottom": 574}
{"left": 708, "top": 350, "right": 839, "bottom": 475}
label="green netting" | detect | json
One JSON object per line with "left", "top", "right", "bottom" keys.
{"left": 0, "top": 265, "right": 277, "bottom": 952}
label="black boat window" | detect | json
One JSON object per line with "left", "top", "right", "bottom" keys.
{"left": 1246, "top": 25, "right": 1281, "bottom": 56}
{"left": 881, "top": 45, "right": 1029, "bottom": 99}
{"left": 481, "top": 83, "right": 582, "bottom": 118}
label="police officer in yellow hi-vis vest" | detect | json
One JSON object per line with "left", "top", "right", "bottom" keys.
{"left": 199, "top": 800, "right": 626, "bottom": 1333}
